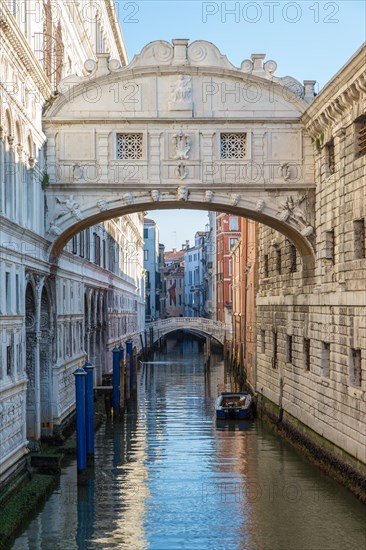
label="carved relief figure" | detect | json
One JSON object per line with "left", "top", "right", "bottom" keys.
{"left": 169, "top": 75, "right": 192, "bottom": 110}
{"left": 205, "top": 190, "right": 214, "bottom": 202}
{"left": 172, "top": 130, "right": 191, "bottom": 160}
{"left": 151, "top": 189, "right": 160, "bottom": 202}
{"left": 97, "top": 199, "right": 109, "bottom": 212}
{"left": 278, "top": 195, "right": 312, "bottom": 231}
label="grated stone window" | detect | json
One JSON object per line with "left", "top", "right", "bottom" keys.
{"left": 117, "top": 133, "right": 143, "bottom": 160}
{"left": 220, "top": 133, "right": 246, "bottom": 159}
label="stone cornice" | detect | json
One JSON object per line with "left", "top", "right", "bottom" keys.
{"left": 302, "top": 43, "right": 366, "bottom": 138}
{"left": 105, "top": 0, "right": 128, "bottom": 65}
{"left": 0, "top": 4, "right": 52, "bottom": 100}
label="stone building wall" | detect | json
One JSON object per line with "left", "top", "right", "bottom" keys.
{"left": 256, "top": 44, "right": 366, "bottom": 469}
{"left": 0, "top": 1, "right": 143, "bottom": 487}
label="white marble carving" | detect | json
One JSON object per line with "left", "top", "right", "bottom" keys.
{"left": 177, "top": 186, "right": 189, "bottom": 201}
{"left": 172, "top": 130, "right": 190, "bottom": 160}
{"left": 151, "top": 190, "right": 161, "bottom": 202}
{"left": 168, "top": 75, "right": 192, "bottom": 110}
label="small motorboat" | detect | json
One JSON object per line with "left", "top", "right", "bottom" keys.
{"left": 215, "top": 392, "right": 253, "bottom": 419}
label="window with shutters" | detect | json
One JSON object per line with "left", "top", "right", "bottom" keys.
{"left": 220, "top": 133, "right": 246, "bottom": 159}
{"left": 117, "top": 134, "right": 143, "bottom": 160}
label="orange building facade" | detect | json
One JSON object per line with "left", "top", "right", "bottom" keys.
{"left": 216, "top": 214, "right": 242, "bottom": 324}
{"left": 231, "top": 220, "right": 257, "bottom": 389}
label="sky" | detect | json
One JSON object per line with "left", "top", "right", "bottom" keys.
{"left": 117, "top": 1, "right": 366, "bottom": 250}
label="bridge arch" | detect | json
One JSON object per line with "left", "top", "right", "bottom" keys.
{"left": 43, "top": 39, "right": 316, "bottom": 274}
{"left": 146, "top": 318, "right": 232, "bottom": 346}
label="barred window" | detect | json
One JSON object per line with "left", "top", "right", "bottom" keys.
{"left": 355, "top": 115, "right": 366, "bottom": 158}
{"left": 117, "top": 133, "right": 143, "bottom": 160}
{"left": 326, "top": 139, "right": 335, "bottom": 174}
{"left": 220, "top": 133, "right": 246, "bottom": 159}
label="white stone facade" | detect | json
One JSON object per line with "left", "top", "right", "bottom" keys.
{"left": 0, "top": 1, "right": 144, "bottom": 486}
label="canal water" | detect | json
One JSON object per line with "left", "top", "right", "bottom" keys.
{"left": 12, "top": 337, "right": 365, "bottom": 550}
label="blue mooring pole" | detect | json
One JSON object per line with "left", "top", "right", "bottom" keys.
{"left": 73, "top": 367, "right": 87, "bottom": 480}
{"left": 83, "top": 358, "right": 95, "bottom": 464}
{"left": 126, "top": 339, "right": 133, "bottom": 397}
{"left": 112, "top": 347, "right": 120, "bottom": 416}
{"left": 118, "top": 344, "right": 124, "bottom": 408}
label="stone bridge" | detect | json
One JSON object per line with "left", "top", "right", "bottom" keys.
{"left": 43, "top": 39, "right": 317, "bottom": 276}
{"left": 145, "top": 317, "right": 232, "bottom": 346}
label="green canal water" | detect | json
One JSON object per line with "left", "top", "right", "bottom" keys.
{"left": 11, "top": 337, "right": 366, "bottom": 549}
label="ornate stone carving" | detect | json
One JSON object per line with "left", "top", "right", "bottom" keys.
{"left": 54, "top": 195, "right": 82, "bottom": 221}
{"left": 204, "top": 190, "right": 214, "bottom": 202}
{"left": 151, "top": 189, "right": 160, "bottom": 202}
{"left": 168, "top": 75, "right": 192, "bottom": 110}
{"left": 122, "top": 192, "right": 134, "bottom": 205}
{"left": 172, "top": 130, "right": 190, "bottom": 160}
{"left": 97, "top": 199, "right": 109, "bottom": 212}
{"left": 231, "top": 194, "right": 241, "bottom": 206}
{"left": 278, "top": 196, "right": 312, "bottom": 231}
{"left": 255, "top": 199, "right": 265, "bottom": 212}
{"left": 73, "top": 163, "right": 82, "bottom": 181}
{"left": 175, "top": 163, "right": 188, "bottom": 180}
{"left": 177, "top": 186, "right": 189, "bottom": 201}
{"left": 49, "top": 223, "right": 62, "bottom": 236}
{"left": 280, "top": 163, "right": 291, "bottom": 181}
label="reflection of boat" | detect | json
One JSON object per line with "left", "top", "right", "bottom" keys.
{"left": 215, "top": 392, "right": 253, "bottom": 419}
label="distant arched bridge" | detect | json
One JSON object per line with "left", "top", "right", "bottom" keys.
{"left": 145, "top": 317, "right": 232, "bottom": 346}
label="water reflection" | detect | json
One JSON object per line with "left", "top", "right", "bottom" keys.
{"left": 12, "top": 337, "right": 365, "bottom": 550}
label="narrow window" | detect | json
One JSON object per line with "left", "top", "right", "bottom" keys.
{"left": 228, "top": 259, "right": 232, "bottom": 276}
{"left": 286, "top": 335, "right": 293, "bottom": 363}
{"left": 350, "top": 349, "right": 362, "bottom": 387}
{"left": 264, "top": 254, "right": 269, "bottom": 277}
{"left": 353, "top": 219, "right": 365, "bottom": 259}
{"left": 276, "top": 249, "right": 282, "bottom": 275}
{"left": 144, "top": 250, "right": 148, "bottom": 261}
{"left": 322, "top": 342, "right": 330, "bottom": 378}
{"left": 86, "top": 230, "right": 90, "bottom": 260}
{"left": 15, "top": 274, "right": 20, "bottom": 314}
{"left": 72, "top": 235, "right": 78, "bottom": 255}
{"left": 5, "top": 272, "right": 11, "bottom": 313}
{"left": 103, "top": 240, "right": 106, "bottom": 268}
{"left": 229, "top": 238, "right": 238, "bottom": 250}
{"left": 325, "top": 230, "right": 335, "bottom": 263}
{"left": 94, "top": 233, "right": 101, "bottom": 265}
{"left": 289, "top": 244, "right": 297, "bottom": 272}
{"left": 355, "top": 115, "right": 366, "bottom": 158}
{"left": 79, "top": 231, "right": 85, "bottom": 258}
{"left": 272, "top": 331, "right": 277, "bottom": 369}
{"left": 261, "top": 330, "right": 265, "bottom": 354}
{"left": 304, "top": 338, "right": 311, "bottom": 371}
{"left": 229, "top": 216, "right": 239, "bottom": 230}
{"left": 326, "top": 139, "right": 335, "bottom": 174}
{"left": 6, "top": 346, "right": 12, "bottom": 376}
